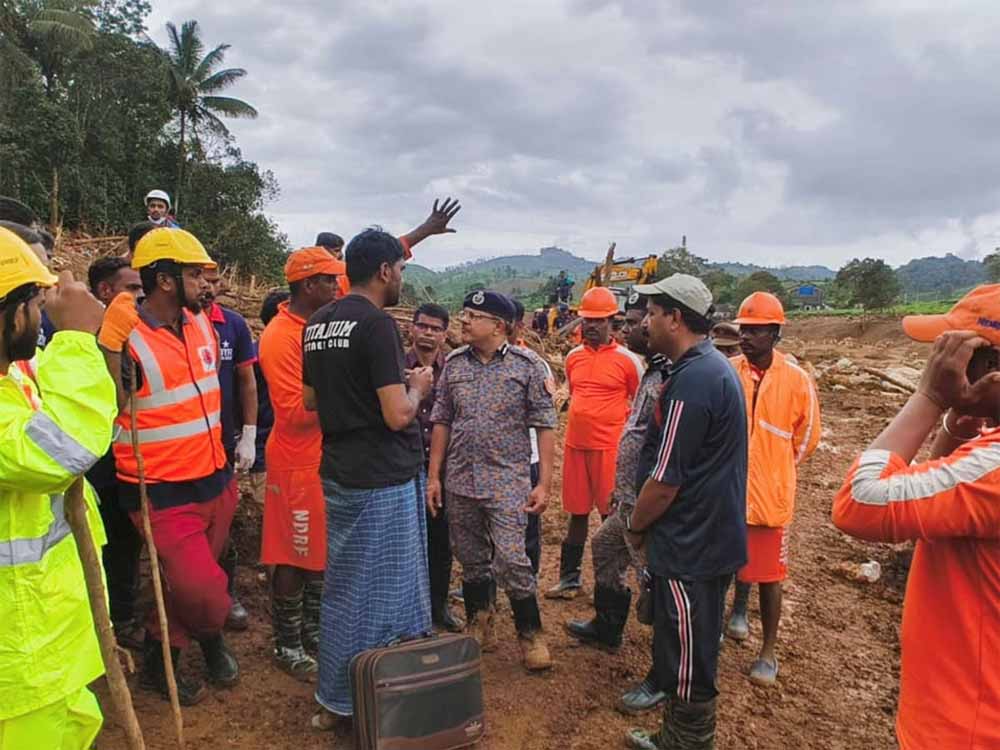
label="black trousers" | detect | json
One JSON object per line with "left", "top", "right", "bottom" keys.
{"left": 526, "top": 463, "right": 542, "bottom": 575}
{"left": 427, "top": 494, "right": 453, "bottom": 607}
{"left": 653, "top": 573, "right": 729, "bottom": 704}
{"left": 95, "top": 483, "right": 143, "bottom": 625}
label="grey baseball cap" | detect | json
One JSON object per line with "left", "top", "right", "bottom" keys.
{"left": 632, "top": 273, "right": 713, "bottom": 317}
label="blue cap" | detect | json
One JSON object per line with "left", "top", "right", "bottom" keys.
{"left": 462, "top": 290, "right": 515, "bottom": 323}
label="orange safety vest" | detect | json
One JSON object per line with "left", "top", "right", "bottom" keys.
{"left": 114, "top": 309, "right": 227, "bottom": 484}
{"left": 731, "top": 350, "right": 821, "bottom": 527}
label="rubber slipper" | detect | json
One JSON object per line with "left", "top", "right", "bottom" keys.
{"left": 749, "top": 657, "right": 779, "bottom": 686}
{"left": 311, "top": 708, "right": 342, "bottom": 731}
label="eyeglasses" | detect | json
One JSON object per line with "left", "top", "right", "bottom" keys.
{"left": 413, "top": 321, "right": 447, "bottom": 333}
{"left": 459, "top": 310, "right": 502, "bottom": 324}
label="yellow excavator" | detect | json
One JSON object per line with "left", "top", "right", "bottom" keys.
{"left": 583, "top": 243, "right": 659, "bottom": 307}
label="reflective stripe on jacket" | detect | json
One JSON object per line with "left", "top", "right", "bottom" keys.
{"left": 732, "top": 350, "right": 820, "bottom": 527}
{"left": 832, "top": 441, "right": 1000, "bottom": 748}
{"left": 114, "top": 309, "right": 227, "bottom": 484}
{"left": 0, "top": 331, "right": 115, "bottom": 720}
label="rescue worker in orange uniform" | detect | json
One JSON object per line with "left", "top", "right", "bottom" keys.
{"left": 547, "top": 286, "right": 644, "bottom": 599}
{"left": 258, "top": 247, "right": 344, "bottom": 680}
{"left": 724, "top": 292, "right": 820, "bottom": 686}
{"left": 833, "top": 286, "right": 1000, "bottom": 749}
{"left": 98, "top": 227, "right": 239, "bottom": 706}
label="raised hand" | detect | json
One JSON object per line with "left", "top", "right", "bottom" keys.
{"left": 422, "top": 197, "right": 461, "bottom": 235}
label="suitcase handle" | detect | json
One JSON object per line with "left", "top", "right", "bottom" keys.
{"left": 385, "top": 630, "right": 434, "bottom": 647}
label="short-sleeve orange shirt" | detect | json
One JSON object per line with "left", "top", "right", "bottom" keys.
{"left": 565, "top": 342, "right": 644, "bottom": 450}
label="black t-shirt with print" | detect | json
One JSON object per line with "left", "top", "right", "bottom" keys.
{"left": 302, "top": 294, "right": 423, "bottom": 488}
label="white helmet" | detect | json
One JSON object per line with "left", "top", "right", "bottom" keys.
{"left": 145, "top": 189, "right": 171, "bottom": 208}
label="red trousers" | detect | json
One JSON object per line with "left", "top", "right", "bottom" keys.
{"left": 129, "top": 478, "right": 238, "bottom": 648}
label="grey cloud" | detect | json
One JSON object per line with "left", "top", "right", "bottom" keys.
{"left": 148, "top": 0, "right": 1000, "bottom": 267}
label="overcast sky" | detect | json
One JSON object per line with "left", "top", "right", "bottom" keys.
{"left": 147, "top": 1, "right": 1000, "bottom": 270}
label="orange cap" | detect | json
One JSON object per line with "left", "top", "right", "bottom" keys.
{"left": 284, "top": 247, "right": 345, "bottom": 283}
{"left": 902, "top": 285, "right": 1000, "bottom": 346}
{"left": 579, "top": 286, "right": 619, "bottom": 318}
{"left": 735, "top": 292, "right": 786, "bottom": 326}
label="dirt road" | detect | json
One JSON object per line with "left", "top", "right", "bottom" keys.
{"left": 96, "top": 316, "right": 917, "bottom": 749}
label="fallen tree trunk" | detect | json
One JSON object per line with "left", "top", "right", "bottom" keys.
{"left": 859, "top": 366, "right": 916, "bottom": 394}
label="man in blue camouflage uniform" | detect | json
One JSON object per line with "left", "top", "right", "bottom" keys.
{"left": 565, "top": 293, "right": 671, "bottom": 715}
{"left": 427, "top": 290, "right": 557, "bottom": 672}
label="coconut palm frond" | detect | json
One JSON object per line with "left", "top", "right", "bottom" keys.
{"left": 191, "top": 43, "right": 229, "bottom": 84}
{"left": 198, "top": 67, "right": 246, "bottom": 93}
{"left": 201, "top": 95, "right": 258, "bottom": 119}
{"left": 30, "top": 8, "right": 94, "bottom": 50}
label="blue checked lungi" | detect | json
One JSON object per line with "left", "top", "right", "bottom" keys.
{"left": 315, "top": 474, "right": 432, "bottom": 715}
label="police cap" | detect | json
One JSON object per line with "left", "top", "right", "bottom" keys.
{"left": 462, "top": 289, "right": 515, "bottom": 324}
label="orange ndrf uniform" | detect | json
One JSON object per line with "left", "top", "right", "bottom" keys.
{"left": 563, "top": 342, "right": 643, "bottom": 515}
{"left": 732, "top": 351, "right": 820, "bottom": 583}
{"left": 833, "top": 434, "right": 1000, "bottom": 749}
{"left": 114, "top": 308, "right": 236, "bottom": 648}
{"left": 258, "top": 301, "right": 326, "bottom": 571}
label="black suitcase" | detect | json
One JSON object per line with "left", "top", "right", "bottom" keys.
{"left": 350, "top": 633, "right": 486, "bottom": 750}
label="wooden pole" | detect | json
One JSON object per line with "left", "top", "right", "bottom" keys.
{"left": 129, "top": 369, "right": 186, "bottom": 749}
{"left": 64, "top": 478, "right": 145, "bottom": 749}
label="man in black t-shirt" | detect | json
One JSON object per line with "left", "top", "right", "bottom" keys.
{"left": 303, "top": 228, "right": 436, "bottom": 724}
{"left": 621, "top": 274, "right": 748, "bottom": 750}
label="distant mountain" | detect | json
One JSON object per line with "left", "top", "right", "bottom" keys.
{"left": 895, "top": 253, "right": 985, "bottom": 298}
{"left": 442, "top": 246, "right": 599, "bottom": 278}
{"left": 711, "top": 262, "right": 836, "bottom": 281}
{"left": 403, "top": 246, "right": 986, "bottom": 307}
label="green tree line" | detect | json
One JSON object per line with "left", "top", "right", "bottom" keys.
{"left": 0, "top": 0, "right": 288, "bottom": 276}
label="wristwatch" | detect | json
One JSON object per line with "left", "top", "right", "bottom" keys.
{"left": 625, "top": 514, "right": 641, "bottom": 534}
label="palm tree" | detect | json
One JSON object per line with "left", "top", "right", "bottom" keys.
{"left": 159, "top": 20, "right": 258, "bottom": 213}
{"left": 0, "top": 2, "right": 95, "bottom": 227}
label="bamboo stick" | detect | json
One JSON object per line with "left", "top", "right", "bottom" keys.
{"left": 64, "top": 478, "right": 145, "bottom": 749}
{"left": 129, "top": 368, "right": 186, "bottom": 749}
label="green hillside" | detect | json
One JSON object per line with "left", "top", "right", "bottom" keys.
{"left": 400, "top": 245, "right": 994, "bottom": 310}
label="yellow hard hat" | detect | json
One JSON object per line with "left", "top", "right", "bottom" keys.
{"left": 131, "top": 227, "right": 217, "bottom": 270}
{"left": 0, "top": 226, "right": 57, "bottom": 299}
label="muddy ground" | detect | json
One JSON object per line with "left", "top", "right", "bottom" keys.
{"left": 95, "top": 315, "right": 923, "bottom": 749}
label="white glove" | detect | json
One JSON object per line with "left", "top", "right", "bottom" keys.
{"left": 235, "top": 425, "right": 257, "bottom": 472}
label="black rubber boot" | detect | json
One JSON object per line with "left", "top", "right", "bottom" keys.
{"left": 659, "top": 697, "right": 718, "bottom": 750}
{"left": 198, "top": 633, "right": 240, "bottom": 687}
{"left": 545, "top": 542, "right": 584, "bottom": 599}
{"left": 222, "top": 545, "right": 249, "bottom": 632}
{"left": 566, "top": 584, "right": 632, "bottom": 652}
{"left": 301, "top": 578, "right": 323, "bottom": 654}
{"left": 272, "top": 591, "right": 318, "bottom": 682}
{"left": 139, "top": 634, "right": 208, "bottom": 706}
